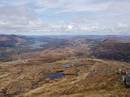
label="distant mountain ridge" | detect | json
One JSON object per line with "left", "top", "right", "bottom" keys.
{"left": 0, "top": 35, "right": 130, "bottom": 62}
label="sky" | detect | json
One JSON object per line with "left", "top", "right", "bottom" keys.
{"left": 0, "top": 0, "right": 130, "bottom": 35}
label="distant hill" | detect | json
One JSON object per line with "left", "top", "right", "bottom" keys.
{"left": 92, "top": 38, "right": 130, "bottom": 62}
{"left": 0, "top": 35, "right": 68, "bottom": 61}
{"left": 0, "top": 35, "right": 28, "bottom": 47}
{"left": 0, "top": 35, "right": 130, "bottom": 62}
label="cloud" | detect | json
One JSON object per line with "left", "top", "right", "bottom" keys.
{"left": 56, "top": 1, "right": 110, "bottom": 13}
{"left": 0, "top": 0, "right": 129, "bottom": 35}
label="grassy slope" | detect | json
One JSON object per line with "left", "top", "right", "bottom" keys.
{"left": 10, "top": 59, "right": 129, "bottom": 97}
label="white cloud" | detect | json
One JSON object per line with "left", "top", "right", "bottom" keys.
{"left": 0, "top": 0, "right": 129, "bottom": 35}
{"left": 56, "top": 2, "right": 110, "bottom": 14}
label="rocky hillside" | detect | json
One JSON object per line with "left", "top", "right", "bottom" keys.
{"left": 0, "top": 57, "right": 130, "bottom": 97}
